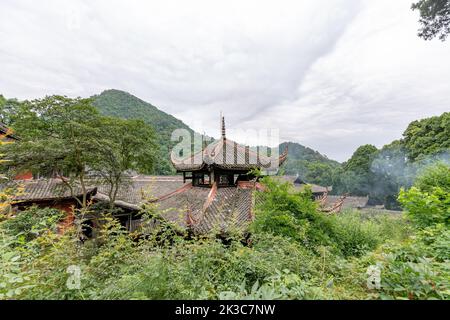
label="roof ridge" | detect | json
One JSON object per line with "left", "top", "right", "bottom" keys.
{"left": 152, "top": 183, "right": 193, "bottom": 202}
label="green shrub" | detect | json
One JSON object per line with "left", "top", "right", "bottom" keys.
{"left": 252, "top": 178, "right": 409, "bottom": 258}
{"left": 414, "top": 163, "right": 450, "bottom": 194}
{"left": 0, "top": 230, "right": 34, "bottom": 299}
{"left": 2, "top": 206, "right": 64, "bottom": 243}
{"left": 399, "top": 163, "right": 450, "bottom": 228}
{"left": 369, "top": 225, "right": 450, "bottom": 300}
{"left": 252, "top": 178, "right": 336, "bottom": 251}
{"left": 218, "top": 269, "right": 330, "bottom": 300}
{"left": 0, "top": 171, "right": 446, "bottom": 300}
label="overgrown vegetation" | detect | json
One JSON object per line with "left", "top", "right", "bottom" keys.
{"left": 1, "top": 163, "right": 448, "bottom": 300}
{"left": 0, "top": 92, "right": 448, "bottom": 300}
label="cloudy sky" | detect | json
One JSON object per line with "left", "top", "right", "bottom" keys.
{"left": 1, "top": 0, "right": 449, "bottom": 162}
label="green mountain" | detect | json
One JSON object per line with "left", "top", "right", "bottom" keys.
{"left": 92, "top": 89, "right": 192, "bottom": 136}
{"left": 91, "top": 89, "right": 341, "bottom": 177}
{"left": 92, "top": 89, "right": 194, "bottom": 174}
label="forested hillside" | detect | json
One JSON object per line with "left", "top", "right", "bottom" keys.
{"left": 278, "top": 112, "right": 449, "bottom": 209}
{"left": 331, "top": 112, "right": 450, "bottom": 208}
{"left": 92, "top": 89, "right": 194, "bottom": 174}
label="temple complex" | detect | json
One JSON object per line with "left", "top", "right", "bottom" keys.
{"left": 5, "top": 118, "right": 369, "bottom": 236}
{"left": 94, "top": 117, "right": 288, "bottom": 234}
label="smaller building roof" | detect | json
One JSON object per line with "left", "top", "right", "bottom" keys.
{"left": 8, "top": 178, "right": 97, "bottom": 203}
{"left": 298, "top": 184, "right": 331, "bottom": 194}
{"left": 323, "top": 195, "right": 369, "bottom": 209}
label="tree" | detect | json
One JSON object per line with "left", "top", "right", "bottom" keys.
{"left": 334, "top": 145, "right": 380, "bottom": 200}
{"left": 0, "top": 128, "right": 24, "bottom": 219}
{"left": 0, "top": 95, "right": 22, "bottom": 126}
{"left": 414, "top": 162, "right": 450, "bottom": 193}
{"left": 91, "top": 117, "right": 157, "bottom": 208}
{"left": 399, "top": 162, "right": 450, "bottom": 227}
{"left": 302, "top": 162, "right": 335, "bottom": 187}
{"left": 3, "top": 96, "right": 103, "bottom": 207}
{"left": 2, "top": 96, "right": 158, "bottom": 209}
{"left": 92, "top": 89, "right": 193, "bottom": 175}
{"left": 403, "top": 112, "right": 450, "bottom": 162}
{"left": 412, "top": 0, "right": 450, "bottom": 41}
{"left": 370, "top": 141, "right": 414, "bottom": 209}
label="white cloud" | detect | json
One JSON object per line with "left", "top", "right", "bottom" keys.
{"left": 0, "top": 0, "right": 449, "bottom": 161}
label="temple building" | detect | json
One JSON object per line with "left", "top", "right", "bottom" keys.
{"left": 4, "top": 116, "right": 372, "bottom": 235}
{"left": 171, "top": 116, "right": 288, "bottom": 187}
{"left": 94, "top": 117, "right": 288, "bottom": 234}
{"left": 6, "top": 117, "right": 288, "bottom": 235}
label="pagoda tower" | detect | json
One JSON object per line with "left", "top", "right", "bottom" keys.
{"left": 171, "top": 116, "right": 288, "bottom": 187}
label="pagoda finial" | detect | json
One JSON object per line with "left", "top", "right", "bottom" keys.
{"left": 221, "top": 113, "right": 226, "bottom": 140}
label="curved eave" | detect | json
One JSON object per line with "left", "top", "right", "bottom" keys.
{"left": 170, "top": 139, "right": 288, "bottom": 172}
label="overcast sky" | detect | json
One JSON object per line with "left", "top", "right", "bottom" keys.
{"left": 1, "top": 0, "right": 449, "bottom": 162}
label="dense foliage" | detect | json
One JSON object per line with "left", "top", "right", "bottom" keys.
{"left": 1, "top": 95, "right": 158, "bottom": 208}
{"left": 403, "top": 112, "right": 449, "bottom": 162}
{"left": 399, "top": 163, "right": 449, "bottom": 228}
{"left": 375, "top": 163, "right": 450, "bottom": 299}
{"left": 1, "top": 162, "right": 449, "bottom": 300}
{"left": 0, "top": 91, "right": 449, "bottom": 300}
{"left": 412, "top": 0, "right": 450, "bottom": 41}
{"left": 252, "top": 178, "right": 410, "bottom": 258}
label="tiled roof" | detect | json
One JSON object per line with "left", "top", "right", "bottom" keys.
{"left": 155, "top": 186, "right": 254, "bottom": 234}
{"left": 196, "top": 187, "right": 253, "bottom": 233}
{"left": 153, "top": 186, "right": 211, "bottom": 230}
{"left": 323, "top": 195, "right": 369, "bottom": 209}
{"left": 11, "top": 175, "right": 255, "bottom": 234}
{"left": 8, "top": 179, "right": 97, "bottom": 202}
{"left": 171, "top": 137, "right": 288, "bottom": 172}
{"left": 95, "top": 176, "right": 185, "bottom": 205}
